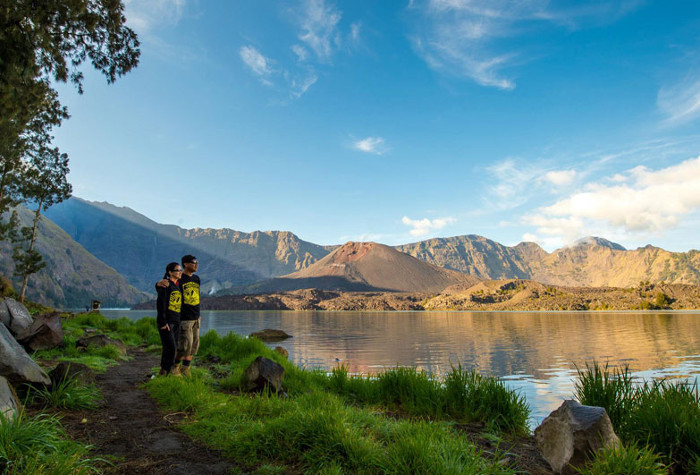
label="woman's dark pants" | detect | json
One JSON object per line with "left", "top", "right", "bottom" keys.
{"left": 159, "top": 320, "right": 180, "bottom": 373}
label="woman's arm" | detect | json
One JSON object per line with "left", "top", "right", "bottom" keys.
{"left": 156, "top": 286, "right": 169, "bottom": 328}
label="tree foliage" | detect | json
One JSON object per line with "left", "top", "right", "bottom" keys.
{"left": 0, "top": 0, "right": 140, "bottom": 293}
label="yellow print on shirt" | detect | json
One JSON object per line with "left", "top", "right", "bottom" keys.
{"left": 182, "top": 282, "right": 200, "bottom": 306}
{"left": 168, "top": 290, "right": 182, "bottom": 313}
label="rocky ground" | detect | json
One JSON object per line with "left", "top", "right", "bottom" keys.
{"left": 142, "top": 280, "right": 700, "bottom": 311}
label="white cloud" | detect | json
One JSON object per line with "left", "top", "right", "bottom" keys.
{"left": 543, "top": 169, "right": 576, "bottom": 186}
{"left": 485, "top": 158, "right": 543, "bottom": 207}
{"left": 290, "top": 72, "right": 318, "bottom": 98}
{"left": 124, "top": 0, "right": 185, "bottom": 32}
{"left": 298, "top": 0, "right": 342, "bottom": 61}
{"left": 239, "top": 46, "right": 274, "bottom": 85}
{"left": 291, "top": 45, "right": 309, "bottom": 62}
{"left": 524, "top": 155, "right": 700, "bottom": 242}
{"left": 352, "top": 137, "right": 387, "bottom": 155}
{"left": 409, "top": 0, "right": 640, "bottom": 90}
{"left": 350, "top": 22, "right": 361, "bottom": 42}
{"left": 658, "top": 77, "right": 700, "bottom": 126}
{"left": 402, "top": 216, "right": 457, "bottom": 237}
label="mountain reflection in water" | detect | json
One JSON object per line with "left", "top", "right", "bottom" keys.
{"left": 102, "top": 309, "right": 700, "bottom": 427}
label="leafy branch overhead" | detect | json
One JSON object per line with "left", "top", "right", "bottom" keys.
{"left": 0, "top": 0, "right": 140, "bottom": 298}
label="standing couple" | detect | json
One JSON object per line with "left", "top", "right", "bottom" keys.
{"left": 156, "top": 255, "right": 201, "bottom": 376}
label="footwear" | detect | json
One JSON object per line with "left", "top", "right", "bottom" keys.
{"left": 171, "top": 364, "right": 182, "bottom": 376}
{"left": 181, "top": 366, "right": 191, "bottom": 377}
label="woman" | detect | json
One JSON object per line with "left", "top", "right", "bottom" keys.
{"left": 156, "top": 262, "right": 183, "bottom": 375}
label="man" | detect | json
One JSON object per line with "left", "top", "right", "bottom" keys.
{"left": 157, "top": 254, "right": 200, "bottom": 376}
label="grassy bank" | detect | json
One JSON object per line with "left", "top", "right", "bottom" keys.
{"left": 5, "top": 312, "right": 700, "bottom": 473}
{"left": 147, "top": 329, "right": 531, "bottom": 473}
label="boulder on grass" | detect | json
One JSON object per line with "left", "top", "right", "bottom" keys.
{"left": 249, "top": 329, "right": 292, "bottom": 342}
{"left": 75, "top": 334, "right": 127, "bottom": 357}
{"left": 534, "top": 399, "right": 620, "bottom": 474}
{"left": 244, "top": 356, "right": 285, "bottom": 393}
{"left": 0, "top": 322, "right": 50, "bottom": 385}
{"left": 17, "top": 313, "right": 64, "bottom": 351}
{"left": 0, "top": 376, "right": 21, "bottom": 420}
{"left": 4, "top": 298, "right": 33, "bottom": 336}
{"left": 274, "top": 346, "right": 289, "bottom": 358}
{"left": 49, "top": 362, "right": 96, "bottom": 386}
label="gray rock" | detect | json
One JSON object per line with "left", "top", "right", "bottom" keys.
{"left": 4, "top": 298, "right": 33, "bottom": 336}
{"left": 0, "top": 376, "right": 21, "bottom": 421}
{"left": 534, "top": 399, "right": 620, "bottom": 474}
{"left": 0, "top": 300, "right": 10, "bottom": 329}
{"left": 274, "top": 346, "right": 289, "bottom": 358}
{"left": 17, "top": 313, "right": 64, "bottom": 352}
{"left": 249, "top": 329, "right": 292, "bottom": 342}
{"left": 75, "top": 334, "right": 127, "bottom": 357}
{"left": 244, "top": 356, "right": 285, "bottom": 393}
{"left": 0, "top": 322, "right": 50, "bottom": 385}
{"left": 49, "top": 362, "right": 96, "bottom": 386}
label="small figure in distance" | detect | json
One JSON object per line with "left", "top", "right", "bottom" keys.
{"left": 156, "top": 262, "right": 182, "bottom": 376}
{"left": 156, "top": 255, "right": 201, "bottom": 376}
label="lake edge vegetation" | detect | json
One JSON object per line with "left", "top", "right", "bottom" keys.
{"left": 2, "top": 311, "right": 698, "bottom": 473}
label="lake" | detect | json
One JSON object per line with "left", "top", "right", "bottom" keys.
{"left": 100, "top": 309, "right": 700, "bottom": 427}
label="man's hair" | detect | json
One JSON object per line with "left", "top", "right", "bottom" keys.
{"left": 181, "top": 255, "right": 197, "bottom": 265}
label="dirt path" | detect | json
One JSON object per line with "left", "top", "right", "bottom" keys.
{"left": 61, "top": 348, "right": 240, "bottom": 474}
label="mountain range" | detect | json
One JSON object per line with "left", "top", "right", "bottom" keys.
{"left": 0, "top": 196, "right": 698, "bottom": 307}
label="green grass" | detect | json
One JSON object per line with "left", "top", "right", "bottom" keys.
{"left": 33, "top": 312, "right": 161, "bottom": 371}
{"left": 0, "top": 412, "right": 102, "bottom": 474}
{"left": 575, "top": 361, "right": 700, "bottom": 473}
{"left": 147, "top": 375, "right": 515, "bottom": 474}
{"left": 575, "top": 443, "right": 667, "bottom": 475}
{"left": 26, "top": 377, "right": 102, "bottom": 410}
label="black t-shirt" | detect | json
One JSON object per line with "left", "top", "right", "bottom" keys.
{"left": 156, "top": 280, "right": 181, "bottom": 327}
{"left": 180, "top": 273, "right": 201, "bottom": 321}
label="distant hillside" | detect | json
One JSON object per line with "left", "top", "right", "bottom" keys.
{"left": 397, "top": 235, "right": 700, "bottom": 287}
{"left": 0, "top": 207, "right": 149, "bottom": 308}
{"left": 250, "top": 241, "right": 480, "bottom": 293}
{"left": 45, "top": 197, "right": 330, "bottom": 295}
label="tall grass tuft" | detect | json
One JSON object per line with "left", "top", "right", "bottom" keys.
{"left": 574, "top": 361, "right": 636, "bottom": 430}
{"left": 574, "top": 361, "right": 700, "bottom": 472}
{"left": 27, "top": 377, "right": 102, "bottom": 410}
{"left": 628, "top": 380, "right": 700, "bottom": 472}
{"left": 0, "top": 412, "right": 100, "bottom": 473}
{"left": 575, "top": 443, "right": 667, "bottom": 475}
{"left": 376, "top": 367, "right": 444, "bottom": 417}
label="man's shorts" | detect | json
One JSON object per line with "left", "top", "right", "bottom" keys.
{"left": 177, "top": 318, "right": 200, "bottom": 358}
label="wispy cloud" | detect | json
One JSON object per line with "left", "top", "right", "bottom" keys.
{"left": 352, "top": 137, "right": 387, "bottom": 155}
{"left": 658, "top": 76, "right": 700, "bottom": 126}
{"left": 298, "top": 0, "right": 342, "bottom": 61}
{"left": 239, "top": 46, "right": 274, "bottom": 85}
{"left": 543, "top": 169, "right": 576, "bottom": 186}
{"left": 409, "top": 0, "right": 640, "bottom": 90}
{"left": 124, "top": 0, "right": 186, "bottom": 33}
{"left": 402, "top": 216, "right": 457, "bottom": 237}
{"left": 523, "top": 155, "right": 700, "bottom": 244}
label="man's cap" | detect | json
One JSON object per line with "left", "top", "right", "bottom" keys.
{"left": 181, "top": 255, "right": 197, "bottom": 264}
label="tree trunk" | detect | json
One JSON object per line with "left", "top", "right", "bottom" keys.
{"left": 19, "top": 199, "right": 43, "bottom": 303}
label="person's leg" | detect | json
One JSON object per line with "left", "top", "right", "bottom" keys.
{"left": 159, "top": 326, "right": 177, "bottom": 374}
{"left": 181, "top": 318, "right": 200, "bottom": 376}
{"left": 177, "top": 319, "right": 195, "bottom": 376}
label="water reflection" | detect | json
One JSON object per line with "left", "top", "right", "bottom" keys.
{"left": 101, "top": 309, "right": 700, "bottom": 426}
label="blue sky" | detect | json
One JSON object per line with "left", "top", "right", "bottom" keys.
{"left": 52, "top": 0, "right": 700, "bottom": 251}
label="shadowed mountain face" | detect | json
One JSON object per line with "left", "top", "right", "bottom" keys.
{"left": 0, "top": 207, "right": 148, "bottom": 308}
{"left": 251, "top": 242, "right": 481, "bottom": 293}
{"left": 44, "top": 198, "right": 331, "bottom": 294}
{"left": 397, "top": 235, "right": 700, "bottom": 287}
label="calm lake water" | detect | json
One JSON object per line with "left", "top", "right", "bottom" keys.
{"left": 100, "top": 309, "right": 700, "bottom": 427}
